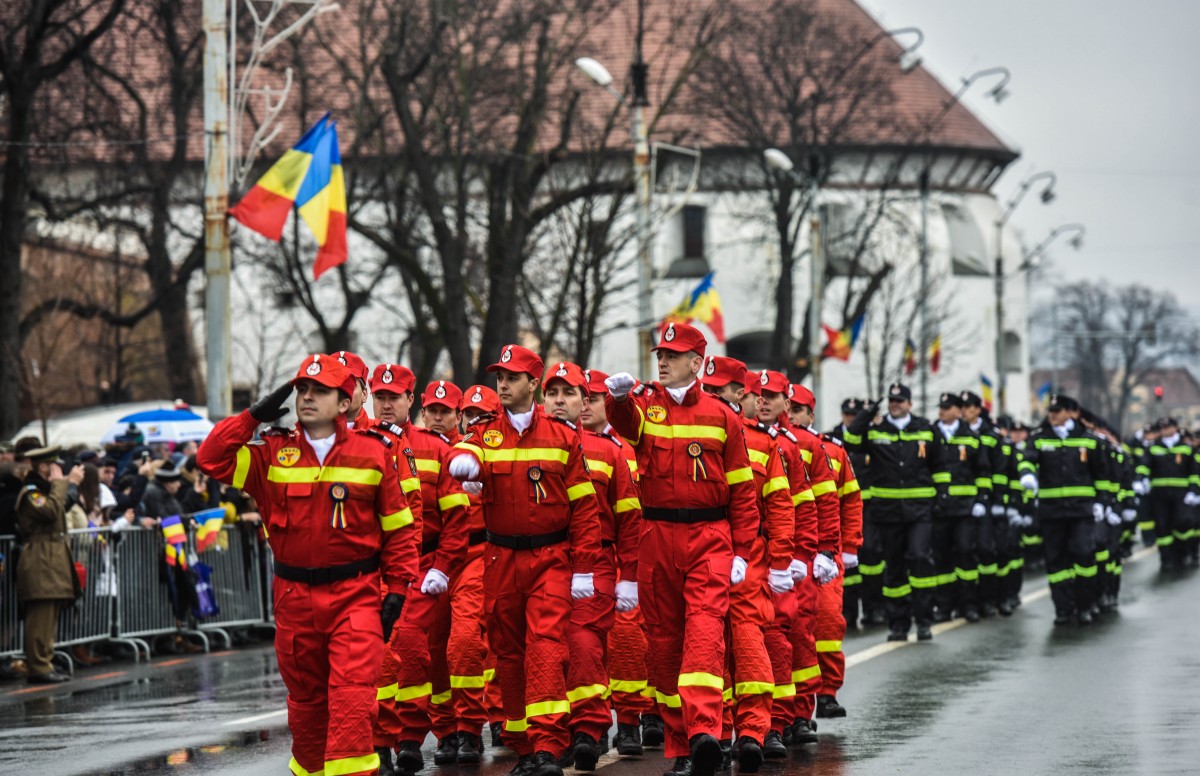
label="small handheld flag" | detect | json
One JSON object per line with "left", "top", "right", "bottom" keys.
{"left": 194, "top": 508, "right": 227, "bottom": 553}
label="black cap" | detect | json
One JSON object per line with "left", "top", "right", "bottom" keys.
{"left": 841, "top": 398, "right": 863, "bottom": 414}
{"left": 995, "top": 414, "right": 1014, "bottom": 430}
{"left": 1047, "top": 394, "right": 1079, "bottom": 412}
{"left": 1160, "top": 416, "right": 1180, "bottom": 429}
{"left": 155, "top": 461, "right": 183, "bottom": 481}
{"left": 938, "top": 392, "right": 963, "bottom": 409}
{"left": 100, "top": 456, "right": 120, "bottom": 468}
{"left": 960, "top": 391, "right": 984, "bottom": 408}
{"left": 887, "top": 383, "right": 912, "bottom": 402}
{"left": 76, "top": 450, "right": 99, "bottom": 464}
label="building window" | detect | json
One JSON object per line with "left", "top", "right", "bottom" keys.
{"left": 682, "top": 205, "right": 706, "bottom": 259}
{"left": 941, "top": 203, "right": 990, "bottom": 276}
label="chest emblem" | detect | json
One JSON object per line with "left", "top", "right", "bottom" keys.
{"left": 483, "top": 430, "right": 504, "bottom": 448}
{"left": 277, "top": 447, "right": 301, "bottom": 466}
{"left": 647, "top": 405, "right": 667, "bottom": 423}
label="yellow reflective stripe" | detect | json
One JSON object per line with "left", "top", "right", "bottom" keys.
{"left": 678, "top": 671, "right": 724, "bottom": 689}
{"left": 643, "top": 423, "right": 728, "bottom": 442}
{"left": 482, "top": 448, "right": 570, "bottom": 465}
{"left": 829, "top": 458, "right": 842, "bottom": 472}
{"left": 454, "top": 442, "right": 484, "bottom": 458}
{"left": 586, "top": 459, "right": 615, "bottom": 478}
{"left": 734, "top": 681, "right": 774, "bottom": 696}
{"left": 483, "top": 668, "right": 496, "bottom": 683}
{"left": 763, "top": 476, "right": 790, "bottom": 497}
{"left": 748, "top": 449, "right": 771, "bottom": 467}
{"left": 401, "top": 476, "right": 421, "bottom": 494}
{"left": 568, "top": 481, "right": 597, "bottom": 501}
{"left": 839, "top": 478, "right": 860, "bottom": 497}
{"left": 811, "top": 479, "right": 837, "bottom": 496}
{"left": 726, "top": 467, "right": 754, "bottom": 485}
{"left": 655, "top": 691, "right": 683, "bottom": 708}
{"left": 614, "top": 497, "right": 642, "bottom": 513}
{"left": 609, "top": 679, "right": 648, "bottom": 693}
{"left": 791, "top": 665, "right": 821, "bottom": 683}
{"left": 450, "top": 675, "right": 486, "bottom": 689}
{"left": 815, "top": 640, "right": 842, "bottom": 653}
{"left": 438, "top": 493, "right": 471, "bottom": 511}
{"left": 377, "top": 683, "right": 398, "bottom": 701}
{"left": 505, "top": 718, "right": 528, "bottom": 732}
{"left": 772, "top": 683, "right": 796, "bottom": 699}
{"left": 325, "top": 753, "right": 379, "bottom": 776}
{"left": 626, "top": 459, "right": 638, "bottom": 476}
{"left": 267, "top": 465, "right": 383, "bottom": 485}
{"left": 290, "top": 757, "right": 325, "bottom": 776}
{"left": 233, "top": 446, "right": 252, "bottom": 489}
{"left": 526, "top": 699, "right": 571, "bottom": 718}
{"left": 431, "top": 690, "right": 452, "bottom": 705}
{"left": 567, "top": 683, "right": 610, "bottom": 703}
{"left": 394, "top": 682, "right": 432, "bottom": 702}
{"left": 380, "top": 508, "right": 415, "bottom": 531}
{"left": 415, "top": 458, "right": 441, "bottom": 474}
{"left": 794, "top": 487, "right": 815, "bottom": 505}
{"left": 723, "top": 687, "right": 734, "bottom": 702}
{"left": 799, "top": 449, "right": 813, "bottom": 464}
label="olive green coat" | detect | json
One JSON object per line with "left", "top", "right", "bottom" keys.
{"left": 16, "top": 478, "right": 79, "bottom": 602}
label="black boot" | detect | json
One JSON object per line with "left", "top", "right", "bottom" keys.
{"left": 719, "top": 739, "right": 732, "bottom": 771}
{"left": 377, "top": 746, "right": 397, "bottom": 776}
{"left": 435, "top": 733, "right": 460, "bottom": 765}
{"left": 689, "top": 734, "right": 723, "bottom": 776}
{"left": 1077, "top": 610, "right": 1094, "bottom": 625}
{"left": 614, "top": 722, "right": 643, "bottom": 756}
{"left": 509, "top": 754, "right": 535, "bottom": 776}
{"left": 916, "top": 623, "right": 933, "bottom": 641}
{"left": 531, "top": 751, "right": 563, "bottom": 776}
{"left": 997, "top": 599, "right": 1014, "bottom": 617}
{"left": 964, "top": 607, "right": 980, "bottom": 623}
{"left": 762, "top": 730, "right": 787, "bottom": 759}
{"left": 790, "top": 718, "right": 818, "bottom": 746}
{"left": 396, "top": 741, "right": 424, "bottom": 774}
{"left": 735, "top": 736, "right": 763, "bottom": 773}
{"left": 457, "top": 733, "right": 482, "bottom": 765}
{"left": 815, "top": 694, "right": 847, "bottom": 718}
{"left": 641, "top": 714, "right": 665, "bottom": 747}
{"left": 886, "top": 628, "right": 908, "bottom": 642}
{"left": 665, "top": 757, "right": 694, "bottom": 776}
{"left": 491, "top": 721, "right": 506, "bottom": 748}
{"left": 571, "top": 732, "right": 600, "bottom": 771}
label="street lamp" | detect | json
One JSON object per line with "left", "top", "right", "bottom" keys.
{"left": 1018, "top": 223, "right": 1085, "bottom": 394}
{"left": 994, "top": 170, "right": 1057, "bottom": 415}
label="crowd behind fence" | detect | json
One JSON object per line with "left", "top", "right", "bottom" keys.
{"left": 0, "top": 516, "right": 276, "bottom": 672}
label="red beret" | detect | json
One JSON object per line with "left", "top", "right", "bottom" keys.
{"left": 369, "top": 363, "right": 415, "bottom": 394}
{"left": 699, "top": 356, "right": 747, "bottom": 388}
{"left": 652, "top": 321, "right": 707, "bottom": 357}
{"left": 331, "top": 351, "right": 369, "bottom": 382}
{"left": 462, "top": 384, "right": 500, "bottom": 414}
{"left": 421, "top": 380, "right": 462, "bottom": 410}
{"left": 487, "top": 344, "right": 544, "bottom": 379}
{"left": 291, "top": 354, "right": 354, "bottom": 395}
{"left": 759, "top": 370, "right": 790, "bottom": 395}
{"left": 583, "top": 369, "right": 610, "bottom": 396}
{"left": 789, "top": 383, "right": 815, "bottom": 408}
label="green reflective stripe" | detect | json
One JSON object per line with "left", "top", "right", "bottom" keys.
{"left": 980, "top": 435, "right": 997, "bottom": 448}
{"left": 947, "top": 436, "right": 979, "bottom": 448}
{"left": 1138, "top": 521, "right": 1155, "bottom": 531}
{"left": 955, "top": 567, "right": 979, "bottom": 582}
{"left": 567, "top": 481, "right": 597, "bottom": 501}
{"left": 772, "top": 683, "right": 797, "bottom": 699}
{"left": 431, "top": 690, "right": 452, "bottom": 705}
{"left": 975, "top": 478, "right": 993, "bottom": 490}
{"left": 268, "top": 465, "right": 384, "bottom": 485}
{"left": 1047, "top": 568, "right": 1075, "bottom": 584}
{"left": 883, "top": 584, "right": 912, "bottom": 598}
{"left": 381, "top": 508, "right": 415, "bottom": 531}
{"left": 1111, "top": 564, "right": 1124, "bottom": 576}
{"left": 1073, "top": 564, "right": 1098, "bottom": 578}
{"left": 936, "top": 572, "right": 958, "bottom": 586}
{"left": 644, "top": 423, "right": 728, "bottom": 442}
{"left": 859, "top": 562, "right": 885, "bottom": 575}
{"left": 815, "top": 640, "right": 843, "bottom": 653}
{"left": 870, "top": 486, "right": 937, "bottom": 499}
{"left": 377, "top": 683, "right": 398, "bottom": 701}
{"left": 609, "top": 679, "right": 648, "bottom": 694}
{"left": 722, "top": 687, "right": 734, "bottom": 702}
{"left": 791, "top": 665, "right": 821, "bottom": 683}
{"left": 1034, "top": 437, "right": 1097, "bottom": 450}
{"left": 450, "top": 675, "right": 486, "bottom": 689}
{"left": 735, "top": 681, "right": 775, "bottom": 696}
{"left": 326, "top": 754, "right": 380, "bottom": 776}
{"left": 1038, "top": 486, "right": 1097, "bottom": 499}
{"left": 614, "top": 497, "right": 642, "bottom": 513}
{"left": 655, "top": 691, "right": 682, "bottom": 708}
{"left": 1157, "top": 535, "right": 1175, "bottom": 546}
{"left": 1135, "top": 465, "right": 1151, "bottom": 476}
{"left": 843, "top": 431, "right": 862, "bottom": 445}
{"left": 1020, "top": 534, "right": 1043, "bottom": 547}
{"left": 438, "top": 493, "right": 472, "bottom": 511}
{"left": 1095, "top": 550, "right": 1111, "bottom": 563}
{"left": 290, "top": 757, "right": 324, "bottom": 776}
{"left": 726, "top": 467, "right": 755, "bottom": 486}
{"left": 993, "top": 474, "right": 1010, "bottom": 485}
{"left": 527, "top": 699, "right": 571, "bottom": 718}
{"left": 233, "top": 446, "right": 253, "bottom": 489}
{"left": 678, "top": 671, "right": 724, "bottom": 689}
{"left": 395, "top": 682, "right": 433, "bottom": 702}
{"left": 909, "top": 574, "right": 938, "bottom": 589}
{"left": 947, "top": 485, "right": 979, "bottom": 496}
{"left": 977, "top": 563, "right": 998, "bottom": 576}
{"left": 995, "top": 563, "right": 1011, "bottom": 578}
{"left": 567, "top": 683, "right": 610, "bottom": 703}
{"left": 932, "top": 472, "right": 952, "bottom": 483}
{"left": 1017, "top": 461, "right": 1037, "bottom": 473}
{"left": 868, "top": 430, "right": 934, "bottom": 443}
{"left": 505, "top": 718, "right": 529, "bottom": 732}
{"left": 1150, "top": 477, "right": 1190, "bottom": 488}
{"left": 843, "top": 572, "right": 862, "bottom": 586}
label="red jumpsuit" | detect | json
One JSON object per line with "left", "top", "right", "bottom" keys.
{"left": 605, "top": 383, "right": 759, "bottom": 759}
{"left": 815, "top": 436, "right": 863, "bottom": 699}
{"left": 568, "top": 429, "right": 642, "bottom": 741}
{"left": 198, "top": 412, "right": 417, "bottom": 776}
{"left": 453, "top": 410, "right": 602, "bottom": 756}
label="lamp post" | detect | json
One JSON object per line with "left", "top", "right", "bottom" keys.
{"left": 994, "top": 170, "right": 1057, "bottom": 415}
{"left": 1019, "top": 223, "right": 1085, "bottom": 395}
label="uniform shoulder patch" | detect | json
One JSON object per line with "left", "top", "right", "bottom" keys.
{"left": 825, "top": 434, "right": 844, "bottom": 447}
{"left": 466, "top": 413, "right": 494, "bottom": 428}
{"left": 549, "top": 416, "right": 578, "bottom": 431}
{"left": 781, "top": 428, "right": 799, "bottom": 444}
{"left": 415, "top": 427, "right": 451, "bottom": 444}
{"left": 362, "top": 429, "right": 394, "bottom": 448}
{"left": 375, "top": 420, "right": 405, "bottom": 437}
{"left": 599, "top": 430, "right": 623, "bottom": 448}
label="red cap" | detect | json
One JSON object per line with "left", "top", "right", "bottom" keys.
{"left": 462, "top": 384, "right": 500, "bottom": 414}
{"left": 583, "top": 369, "right": 610, "bottom": 396}
{"left": 744, "top": 370, "right": 762, "bottom": 396}
{"left": 421, "top": 380, "right": 462, "bottom": 410}
{"left": 487, "top": 344, "right": 544, "bottom": 378}
{"left": 789, "top": 383, "right": 815, "bottom": 408}
{"left": 652, "top": 321, "right": 707, "bottom": 357}
{"left": 331, "top": 351, "right": 369, "bottom": 383}
{"left": 369, "top": 363, "right": 415, "bottom": 394}
{"left": 291, "top": 354, "right": 354, "bottom": 395}
{"left": 542, "top": 361, "right": 589, "bottom": 395}
{"left": 700, "top": 356, "right": 747, "bottom": 388}
{"left": 759, "top": 370, "right": 790, "bottom": 395}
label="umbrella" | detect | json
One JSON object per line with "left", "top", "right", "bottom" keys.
{"left": 9, "top": 401, "right": 210, "bottom": 447}
{"left": 100, "top": 409, "right": 215, "bottom": 445}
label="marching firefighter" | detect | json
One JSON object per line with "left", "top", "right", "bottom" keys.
{"left": 604, "top": 322, "right": 760, "bottom": 776}
{"left": 960, "top": 392, "right": 1005, "bottom": 616}
{"left": 830, "top": 399, "right": 880, "bottom": 629}
{"left": 449, "top": 345, "right": 603, "bottom": 776}
{"left": 1145, "top": 417, "right": 1200, "bottom": 570}
{"left": 198, "top": 354, "right": 419, "bottom": 776}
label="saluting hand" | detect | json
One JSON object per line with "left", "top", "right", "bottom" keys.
{"left": 604, "top": 373, "right": 636, "bottom": 399}
{"left": 249, "top": 383, "right": 294, "bottom": 424}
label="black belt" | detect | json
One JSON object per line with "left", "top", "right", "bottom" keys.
{"left": 274, "top": 556, "right": 379, "bottom": 585}
{"left": 469, "top": 530, "right": 488, "bottom": 547}
{"left": 643, "top": 507, "right": 726, "bottom": 524}
{"left": 486, "top": 528, "right": 569, "bottom": 550}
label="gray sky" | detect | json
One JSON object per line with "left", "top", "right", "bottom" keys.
{"left": 862, "top": 0, "right": 1200, "bottom": 312}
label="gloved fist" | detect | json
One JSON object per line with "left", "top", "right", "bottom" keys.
{"left": 1184, "top": 492, "right": 1200, "bottom": 507}
{"left": 1121, "top": 508, "right": 1138, "bottom": 522}
{"left": 731, "top": 556, "right": 748, "bottom": 585}
{"left": 1092, "top": 503, "right": 1106, "bottom": 523}
{"left": 813, "top": 553, "right": 839, "bottom": 585}
{"left": 380, "top": 593, "right": 405, "bottom": 642}
{"left": 1019, "top": 473, "right": 1039, "bottom": 495}
{"left": 971, "top": 502, "right": 987, "bottom": 518}
{"left": 1132, "top": 479, "right": 1150, "bottom": 496}
{"left": 1006, "top": 506, "right": 1020, "bottom": 521}
{"left": 1021, "top": 515, "right": 1035, "bottom": 528}
{"left": 841, "top": 552, "right": 858, "bottom": 569}
{"left": 463, "top": 481, "right": 483, "bottom": 495}
{"left": 615, "top": 580, "right": 639, "bottom": 612}
{"left": 788, "top": 558, "right": 808, "bottom": 582}
{"left": 449, "top": 455, "right": 481, "bottom": 481}
{"left": 1105, "top": 507, "right": 1121, "bottom": 526}
{"left": 250, "top": 382, "right": 293, "bottom": 423}
{"left": 991, "top": 504, "right": 1006, "bottom": 517}
{"left": 421, "top": 568, "right": 449, "bottom": 596}
{"left": 571, "top": 573, "right": 595, "bottom": 600}
{"left": 767, "top": 567, "right": 795, "bottom": 594}
{"left": 605, "top": 372, "right": 637, "bottom": 399}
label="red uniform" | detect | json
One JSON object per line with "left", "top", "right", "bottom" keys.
{"left": 198, "top": 404, "right": 416, "bottom": 776}
{"left": 815, "top": 435, "right": 863, "bottom": 699}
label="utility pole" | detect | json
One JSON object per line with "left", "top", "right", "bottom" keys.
{"left": 917, "top": 168, "right": 930, "bottom": 415}
{"left": 631, "top": 0, "right": 654, "bottom": 380}
{"left": 203, "top": 0, "right": 232, "bottom": 420}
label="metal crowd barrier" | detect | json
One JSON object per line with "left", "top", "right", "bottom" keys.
{"left": 0, "top": 535, "right": 23, "bottom": 660}
{"left": 193, "top": 523, "right": 268, "bottom": 649}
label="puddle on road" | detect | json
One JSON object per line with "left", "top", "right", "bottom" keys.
{"left": 83, "top": 730, "right": 277, "bottom": 774}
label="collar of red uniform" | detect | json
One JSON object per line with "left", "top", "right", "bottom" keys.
{"left": 654, "top": 380, "right": 703, "bottom": 406}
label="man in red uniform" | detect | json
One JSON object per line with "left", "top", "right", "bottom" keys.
{"left": 582, "top": 369, "right": 658, "bottom": 757}
{"left": 198, "top": 355, "right": 418, "bottom": 776}
{"left": 333, "top": 351, "right": 372, "bottom": 428}
{"left": 788, "top": 385, "right": 862, "bottom": 720}
{"left": 698, "top": 356, "right": 794, "bottom": 772}
{"left": 543, "top": 362, "right": 642, "bottom": 770}
{"left": 604, "top": 323, "right": 759, "bottom": 776}
{"left": 449, "top": 345, "right": 603, "bottom": 776}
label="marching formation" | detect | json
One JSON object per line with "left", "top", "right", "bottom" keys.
{"left": 194, "top": 322, "right": 1198, "bottom": 776}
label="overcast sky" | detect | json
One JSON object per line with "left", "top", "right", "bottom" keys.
{"left": 862, "top": 0, "right": 1200, "bottom": 314}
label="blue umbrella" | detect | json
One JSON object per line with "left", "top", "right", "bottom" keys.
{"left": 100, "top": 409, "right": 214, "bottom": 445}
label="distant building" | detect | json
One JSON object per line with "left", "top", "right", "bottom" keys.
{"left": 1029, "top": 367, "right": 1200, "bottom": 432}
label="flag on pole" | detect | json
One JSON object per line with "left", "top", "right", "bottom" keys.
{"left": 980, "top": 373, "right": 994, "bottom": 412}
{"left": 194, "top": 508, "right": 227, "bottom": 553}
{"left": 929, "top": 334, "right": 942, "bottom": 374}
{"left": 1037, "top": 380, "right": 1053, "bottom": 404}
{"left": 664, "top": 271, "right": 726, "bottom": 343}
{"left": 903, "top": 338, "right": 918, "bottom": 375}
{"left": 229, "top": 112, "right": 348, "bottom": 279}
{"left": 821, "top": 315, "right": 865, "bottom": 361}
{"left": 161, "top": 514, "right": 186, "bottom": 545}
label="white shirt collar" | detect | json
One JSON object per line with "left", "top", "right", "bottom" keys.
{"left": 1052, "top": 418, "right": 1075, "bottom": 439}
{"left": 1162, "top": 432, "right": 1181, "bottom": 448}
{"left": 507, "top": 407, "right": 535, "bottom": 434}
{"left": 304, "top": 429, "right": 336, "bottom": 466}
{"left": 937, "top": 419, "right": 959, "bottom": 438}
{"left": 890, "top": 413, "right": 912, "bottom": 430}
{"left": 969, "top": 418, "right": 983, "bottom": 432}
{"left": 667, "top": 381, "right": 696, "bottom": 405}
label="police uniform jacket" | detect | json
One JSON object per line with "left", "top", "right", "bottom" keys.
{"left": 1018, "top": 421, "right": 1110, "bottom": 521}
{"left": 932, "top": 422, "right": 991, "bottom": 518}
{"left": 845, "top": 411, "right": 940, "bottom": 523}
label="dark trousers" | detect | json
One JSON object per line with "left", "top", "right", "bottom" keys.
{"left": 857, "top": 517, "right": 885, "bottom": 620}
{"left": 930, "top": 517, "right": 976, "bottom": 614}
{"left": 872, "top": 520, "right": 934, "bottom": 631}
{"left": 1152, "top": 493, "right": 1196, "bottom": 566}
{"left": 993, "top": 516, "right": 1022, "bottom": 603}
{"left": 1043, "top": 518, "right": 1097, "bottom": 617}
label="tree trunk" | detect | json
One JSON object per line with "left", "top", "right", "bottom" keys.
{"left": 0, "top": 94, "right": 34, "bottom": 437}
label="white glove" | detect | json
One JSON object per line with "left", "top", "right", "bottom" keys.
{"left": 463, "top": 481, "right": 483, "bottom": 495}
{"left": 1008, "top": 512, "right": 1024, "bottom": 528}
{"left": 990, "top": 504, "right": 1006, "bottom": 517}
{"left": 767, "top": 567, "right": 795, "bottom": 594}
{"left": 1105, "top": 507, "right": 1121, "bottom": 526}
{"left": 1021, "top": 515, "right": 1035, "bottom": 528}
{"left": 420, "top": 568, "right": 450, "bottom": 595}
{"left": 1184, "top": 492, "right": 1200, "bottom": 507}
{"left": 788, "top": 558, "right": 809, "bottom": 582}
{"left": 615, "top": 580, "right": 639, "bottom": 612}
{"left": 449, "top": 454, "right": 481, "bottom": 481}
{"left": 1132, "top": 479, "right": 1149, "bottom": 496}
{"left": 813, "top": 553, "right": 839, "bottom": 585}
{"left": 1006, "top": 506, "right": 1020, "bottom": 521}
{"left": 731, "top": 556, "right": 748, "bottom": 585}
{"left": 971, "top": 502, "right": 987, "bottom": 518}
{"left": 1019, "top": 474, "right": 1038, "bottom": 495}
{"left": 571, "top": 573, "right": 595, "bottom": 600}
{"left": 841, "top": 552, "right": 858, "bottom": 568}
{"left": 605, "top": 372, "right": 637, "bottom": 399}
{"left": 1092, "top": 503, "right": 1106, "bottom": 523}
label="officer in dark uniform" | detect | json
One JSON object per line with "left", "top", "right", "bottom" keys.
{"left": 14, "top": 443, "right": 83, "bottom": 683}
{"left": 844, "top": 383, "right": 940, "bottom": 642}
{"left": 959, "top": 392, "right": 1005, "bottom": 616}
{"left": 1144, "top": 417, "right": 1200, "bottom": 570}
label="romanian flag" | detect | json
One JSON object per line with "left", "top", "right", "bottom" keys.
{"left": 980, "top": 373, "right": 994, "bottom": 412}
{"left": 665, "top": 271, "right": 726, "bottom": 343}
{"left": 929, "top": 334, "right": 942, "bottom": 374}
{"left": 165, "top": 543, "right": 188, "bottom": 569}
{"left": 161, "top": 514, "right": 186, "bottom": 545}
{"left": 229, "top": 113, "right": 348, "bottom": 280}
{"left": 194, "top": 508, "right": 226, "bottom": 553}
{"left": 821, "top": 315, "right": 865, "bottom": 361}
{"left": 903, "top": 338, "right": 918, "bottom": 375}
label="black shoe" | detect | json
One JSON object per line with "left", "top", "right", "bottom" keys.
{"left": 377, "top": 746, "right": 396, "bottom": 776}
{"left": 531, "top": 751, "right": 563, "bottom": 776}
{"left": 665, "top": 757, "right": 693, "bottom": 776}
{"left": 571, "top": 733, "right": 600, "bottom": 771}
{"left": 435, "top": 734, "right": 460, "bottom": 765}
{"left": 932, "top": 609, "right": 951, "bottom": 623}
{"left": 689, "top": 734, "right": 723, "bottom": 776}
{"left": 614, "top": 723, "right": 643, "bottom": 756}
{"left": 491, "top": 721, "right": 506, "bottom": 748}
{"left": 916, "top": 624, "right": 933, "bottom": 641}
{"left": 26, "top": 671, "right": 69, "bottom": 684}
{"left": 641, "top": 714, "right": 665, "bottom": 747}
{"left": 997, "top": 600, "right": 1014, "bottom": 617}
{"left": 735, "top": 737, "right": 763, "bottom": 773}
{"left": 598, "top": 731, "right": 609, "bottom": 754}
{"left": 719, "top": 740, "right": 732, "bottom": 771}
{"left": 790, "top": 718, "right": 818, "bottom": 746}
{"left": 1077, "top": 610, "right": 1094, "bottom": 626}
{"left": 964, "top": 607, "right": 980, "bottom": 623}
{"left": 457, "top": 733, "right": 482, "bottom": 765}
{"left": 396, "top": 741, "right": 424, "bottom": 773}
{"left": 510, "top": 754, "right": 535, "bottom": 776}
{"left": 865, "top": 611, "right": 887, "bottom": 627}
{"left": 815, "top": 694, "right": 847, "bottom": 718}
{"left": 762, "top": 730, "right": 787, "bottom": 759}
{"left": 982, "top": 604, "right": 998, "bottom": 618}
{"left": 1053, "top": 613, "right": 1074, "bottom": 626}
{"left": 886, "top": 629, "right": 908, "bottom": 642}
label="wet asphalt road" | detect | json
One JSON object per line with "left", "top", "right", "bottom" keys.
{"left": 3, "top": 545, "right": 1198, "bottom": 775}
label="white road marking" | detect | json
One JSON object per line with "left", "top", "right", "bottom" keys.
{"left": 223, "top": 708, "right": 288, "bottom": 726}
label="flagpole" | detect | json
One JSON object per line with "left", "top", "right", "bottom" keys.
{"left": 917, "top": 169, "right": 930, "bottom": 416}
{"left": 203, "top": 0, "right": 233, "bottom": 420}
{"left": 808, "top": 157, "right": 824, "bottom": 410}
